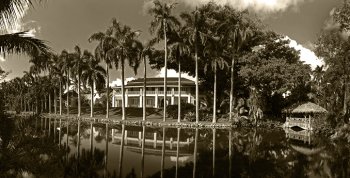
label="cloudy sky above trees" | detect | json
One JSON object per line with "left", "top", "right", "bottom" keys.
{"left": 0, "top": 0, "right": 342, "bottom": 80}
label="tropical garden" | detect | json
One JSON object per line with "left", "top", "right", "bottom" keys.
{"left": 1, "top": 0, "right": 350, "bottom": 131}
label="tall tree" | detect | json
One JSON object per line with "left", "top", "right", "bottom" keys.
{"left": 149, "top": 0, "right": 180, "bottom": 122}
{"left": 72, "top": 46, "right": 88, "bottom": 117}
{"left": 89, "top": 30, "right": 114, "bottom": 119}
{"left": 168, "top": 28, "right": 191, "bottom": 122}
{"left": 135, "top": 39, "right": 158, "bottom": 121}
{"left": 180, "top": 8, "right": 207, "bottom": 123}
{"left": 81, "top": 53, "right": 106, "bottom": 117}
{"left": 218, "top": 8, "right": 252, "bottom": 122}
{"left": 105, "top": 19, "right": 140, "bottom": 121}
{"left": 60, "top": 50, "right": 74, "bottom": 116}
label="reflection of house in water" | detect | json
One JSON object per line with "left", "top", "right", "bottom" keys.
{"left": 111, "top": 128, "right": 193, "bottom": 159}
{"left": 284, "top": 127, "right": 313, "bottom": 144}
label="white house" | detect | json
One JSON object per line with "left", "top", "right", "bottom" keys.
{"left": 111, "top": 77, "right": 196, "bottom": 108}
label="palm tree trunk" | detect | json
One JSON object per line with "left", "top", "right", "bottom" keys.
{"left": 195, "top": 38, "right": 199, "bottom": 123}
{"left": 67, "top": 68, "right": 70, "bottom": 115}
{"left": 44, "top": 94, "right": 47, "bottom": 112}
{"left": 106, "top": 65, "right": 109, "bottom": 119}
{"left": 213, "top": 63, "right": 217, "bottom": 123}
{"left": 60, "top": 81, "right": 62, "bottom": 115}
{"left": 49, "top": 91, "right": 51, "bottom": 114}
{"left": 54, "top": 89, "right": 57, "bottom": 114}
{"left": 163, "top": 19, "right": 168, "bottom": 122}
{"left": 78, "top": 73, "right": 81, "bottom": 117}
{"left": 229, "top": 58, "right": 234, "bottom": 122}
{"left": 143, "top": 56, "right": 147, "bottom": 121}
{"left": 91, "top": 81, "right": 94, "bottom": 118}
{"left": 178, "top": 61, "right": 181, "bottom": 123}
{"left": 121, "top": 59, "right": 126, "bottom": 121}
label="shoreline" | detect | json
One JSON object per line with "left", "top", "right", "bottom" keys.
{"left": 9, "top": 111, "right": 284, "bottom": 129}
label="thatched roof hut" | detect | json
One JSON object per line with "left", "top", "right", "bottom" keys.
{"left": 291, "top": 102, "right": 327, "bottom": 114}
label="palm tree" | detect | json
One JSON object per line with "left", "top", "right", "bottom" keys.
{"left": 105, "top": 19, "right": 140, "bottom": 121}
{"left": 135, "top": 39, "right": 157, "bottom": 121}
{"left": 51, "top": 54, "right": 64, "bottom": 115}
{"left": 149, "top": 0, "right": 180, "bottom": 122}
{"left": 81, "top": 53, "right": 106, "bottom": 117}
{"left": 204, "top": 35, "right": 228, "bottom": 123}
{"left": 89, "top": 30, "right": 114, "bottom": 119}
{"left": 218, "top": 10, "right": 251, "bottom": 122}
{"left": 71, "top": 46, "right": 89, "bottom": 117}
{"left": 0, "top": 1, "right": 49, "bottom": 58}
{"left": 168, "top": 28, "right": 191, "bottom": 122}
{"left": 180, "top": 9, "right": 207, "bottom": 123}
{"left": 60, "top": 50, "right": 74, "bottom": 116}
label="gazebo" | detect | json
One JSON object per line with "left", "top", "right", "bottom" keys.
{"left": 283, "top": 102, "right": 327, "bottom": 130}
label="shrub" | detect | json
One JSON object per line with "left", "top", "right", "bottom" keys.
{"left": 166, "top": 103, "right": 195, "bottom": 120}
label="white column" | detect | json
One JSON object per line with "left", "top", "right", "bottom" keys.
{"left": 112, "top": 90, "right": 115, "bottom": 107}
{"left": 153, "top": 132, "right": 157, "bottom": 148}
{"left": 139, "top": 131, "right": 142, "bottom": 146}
{"left": 125, "top": 89, "right": 128, "bottom": 107}
{"left": 125, "top": 130, "right": 128, "bottom": 145}
{"left": 155, "top": 88, "right": 158, "bottom": 108}
{"left": 187, "top": 94, "right": 191, "bottom": 104}
{"left": 171, "top": 88, "right": 175, "bottom": 105}
{"left": 139, "top": 88, "right": 143, "bottom": 108}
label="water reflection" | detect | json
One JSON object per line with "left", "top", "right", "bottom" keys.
{"left": 2, "top": 116, "right": 350, "bottom": 177}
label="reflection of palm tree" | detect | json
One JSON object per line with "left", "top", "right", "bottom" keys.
{"left": 176, "top": 128, "right": 181, "bottom": 178}
{"left": 193, "top": 128, "right": 198, "bottom": 178}
{"left": 161, "top": 127, "right": 166, "bottom": 178}
{"left": 141, "top": 126, "right": 146, "bottom": 178}
{"left": 119, "top": 125, "right": 125, "bottom": 178}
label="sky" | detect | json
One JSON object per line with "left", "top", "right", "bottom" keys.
{"left": 0, "top": 0, "right": 343, "bottom": 82}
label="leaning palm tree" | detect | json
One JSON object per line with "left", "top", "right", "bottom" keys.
{"left": 105, "top": 19, "right": 140, "bottom": 121}
{"left": 89, "top": 30, "right": 114, "bottom": 119}
{"left": 180, "top": 8, "right": 207, "bottom": 123}
{"left": 81, "top": 53, "right": 106, "bottom": 117}
{"left": 168, "top": 28, "right": 191, "bottom": 123}
{"left": 71, "top": 46, "right": 89, "bottom": 117}
{"left": 148, "top": 0, "right": 180, "bottom": 122}
{"left": 0, "top": 1, "right": 49, "bottom": 58}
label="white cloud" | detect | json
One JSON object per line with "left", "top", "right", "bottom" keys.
{"left": 285, "top": 36, "right": 324, "bottom": 70}
{"left": 156, "top": 67, "right": 195, "bottom": 82}
{"left": 110, "top": 77, "right": 136, "bottom": 87}
{"left": 144, "top": 0, "right": 309, "bottom": 14}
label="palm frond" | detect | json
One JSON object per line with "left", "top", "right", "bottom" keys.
{"left": 0, "top": 31, "right": 49, "bottom": 57}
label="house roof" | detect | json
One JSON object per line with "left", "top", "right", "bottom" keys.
{"left": 291, "top": 102, "right": 327, "bottom": 114}
{"left": 114, "top": 77, "right": 195, "bottom": 88}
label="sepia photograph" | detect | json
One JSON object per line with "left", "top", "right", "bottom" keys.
{"left": 0, "top": 0, "right": 349, "bottom": 177}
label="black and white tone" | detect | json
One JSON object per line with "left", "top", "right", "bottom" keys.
{"left": 1, "top": 0, "right": 350, "bottom": 177}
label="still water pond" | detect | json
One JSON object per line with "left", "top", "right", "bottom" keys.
{"left": 0, "top": 116, "right": 349, "bottom": 178}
